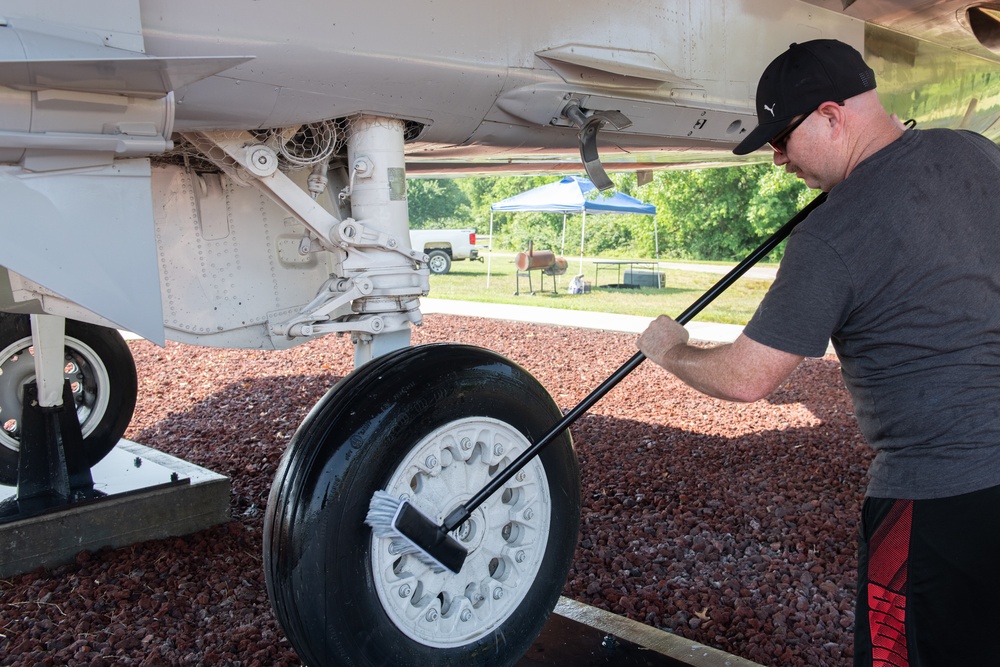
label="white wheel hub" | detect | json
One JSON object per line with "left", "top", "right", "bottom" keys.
{"left": 0, "top": 335, "right": 110, "bottom": 453}
{"left": 371, "top": 416, "right": 552, "bottom": 648}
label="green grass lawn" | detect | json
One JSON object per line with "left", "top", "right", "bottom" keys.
{"left": 427, "top": 253, "right": 776, "bottom": 325}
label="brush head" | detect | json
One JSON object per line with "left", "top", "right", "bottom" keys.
{"left": 365, "top": 490, "right": 468, "bottom": 574}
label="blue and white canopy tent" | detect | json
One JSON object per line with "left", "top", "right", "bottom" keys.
{"left": 487, "top": 175, "right": 657, "bottom": 286}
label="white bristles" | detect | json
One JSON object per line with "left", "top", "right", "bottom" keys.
{"left": 365, "top": 490, "right": 404, "bottom": 538}
{"left": 364, "top": 490, "right": 448, "bottom": 573}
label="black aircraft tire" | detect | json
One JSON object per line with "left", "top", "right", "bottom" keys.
{"left": 264, "top": 343, "right": 580, "bottom": 667}
{"left": 0, "top": 314, "right": 138, "bottom": 486}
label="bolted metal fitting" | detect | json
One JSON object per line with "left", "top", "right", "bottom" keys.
{"left": 353, "top": 156, "right": 374, "bottom": 178}
{"left": 245, "top": 144, "right": 278, "bottom": 177}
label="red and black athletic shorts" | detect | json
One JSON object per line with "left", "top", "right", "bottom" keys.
{"left": 854, "top": 482, "right": 1000, "bottom": 667}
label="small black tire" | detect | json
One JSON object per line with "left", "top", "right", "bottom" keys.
{"left": 427, "top": 249, "right": 452, "bottom": 275}
{"left": 0, "top": 314, "right": 138, "bottom": 486}
{"left": 264, "top": 343, "right": 580, "bottom": 667}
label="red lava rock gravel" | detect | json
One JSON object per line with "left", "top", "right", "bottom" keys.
{"left": 0, "top": 314, "right": 870, "bottom": 666}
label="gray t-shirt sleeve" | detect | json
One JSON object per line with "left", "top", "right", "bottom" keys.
{"left": 743, "top": 229, "right": 854, "bottom": 358}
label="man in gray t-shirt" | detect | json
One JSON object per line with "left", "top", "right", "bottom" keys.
{"left": 638, "top": 39, "right": 1000, "bottom": 666}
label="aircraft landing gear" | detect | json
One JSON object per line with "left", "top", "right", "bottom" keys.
{"left": 263, "top": 344, "right": 580, "bottom": 666}
{"left": 0, "top": 313, "right": 137, "bottom": 488}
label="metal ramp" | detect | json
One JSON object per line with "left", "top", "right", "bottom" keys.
{"left": 521, "top": 597, "right": 765, "bottom": 667}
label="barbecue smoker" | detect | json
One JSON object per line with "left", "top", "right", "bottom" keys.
{"left": 514, "top": 242, "right": 569, "bottom": 295}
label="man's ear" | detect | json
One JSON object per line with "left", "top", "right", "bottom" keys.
{"left": 816, "top": 101, "right": 845, "bottom": 121}
{"left": 816, "top": 101, "right": 846, "bottom": 136}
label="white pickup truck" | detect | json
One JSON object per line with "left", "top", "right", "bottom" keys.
{"left": 409, "top": 229, "right": 481, "bottom": 274}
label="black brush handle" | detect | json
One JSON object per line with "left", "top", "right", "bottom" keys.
{"left": 442, "top": 191, "right": 828, "bottom": 532}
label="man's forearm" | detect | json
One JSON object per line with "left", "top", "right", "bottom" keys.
{"left": 638, "top": 320, "right": 805, "bottom": 403}
{"left": 658, "top": 342, "right": 763, "bottom": 402}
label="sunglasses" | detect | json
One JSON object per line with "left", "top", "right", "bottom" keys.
{"left": 768, "top": 101, "right": 846, "bottom": 154}
{"left": 767, "top": 109, "right": 816, "bottom": 154}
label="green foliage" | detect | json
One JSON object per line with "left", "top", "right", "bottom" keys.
{"left": 405, "top": 166, "right": 814, "bottom": 260}
{"left": 645, "top": 164, "right": 811, "bottom": 261}
{"left": 746, "top": 166, "right": 816, "bottom": 243}
{"left": 450, "top": 175, "right": 570, "bottom": 251}
{"left": 405, "top": 178, "right": 472, "bottom": 229}
{"left": 503, "top": 211, "right": 564, "bottom": 253}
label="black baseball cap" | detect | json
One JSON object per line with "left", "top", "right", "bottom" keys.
{"left": 733, "top": 39, "right": 876, "bottom": 155}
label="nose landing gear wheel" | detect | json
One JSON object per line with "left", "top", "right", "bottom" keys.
{"left": 263, "top": 344, "right": 580, "bottom": 667}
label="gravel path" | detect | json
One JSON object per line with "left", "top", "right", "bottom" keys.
{"left": 0, "top": 314, "right": 869, "bottom": 666}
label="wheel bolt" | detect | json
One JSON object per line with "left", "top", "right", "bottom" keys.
{"left": 460, "top": 609, "right": 472, "bottom": 622}
{"left": 515, "top": 550, "right": 526, "bottom": 563}
{"left": 460, "top": 438, "right": 472, "bottom": 450}
{"left": 425, "top": 455, "right": 438, "bottom": 468}
{"left": 515, "top": 471, "right": 525, "bottom": 482}
{"left": 493, "top": 587, "right": 504, "bottom": 600}
{"left": 493, "top": 443, "right": 504, "bottom": 456}
{"left": 425, "top": 608, "right": 438, "bottom": 622}
{"left": 523, "top": 508, "right": 534, "bottom": 521}
{"left": 398, "top": 584, "right": 411, "bottom": 598}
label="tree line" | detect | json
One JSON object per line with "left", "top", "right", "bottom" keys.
{"left": 405, "top": 164, "right": 816, "bottom": 262}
